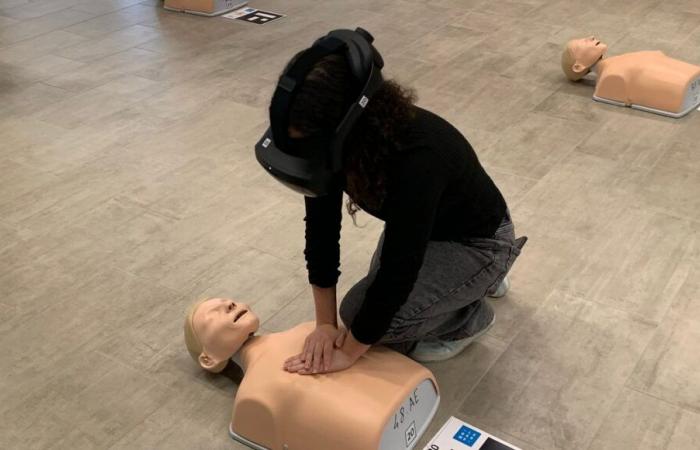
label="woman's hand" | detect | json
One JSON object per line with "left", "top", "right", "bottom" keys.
{"left": 284, "top": 326, "right": 370, "bottom": 375}
{"left": 283, "top": 324, "right": 343, "bottom": 373}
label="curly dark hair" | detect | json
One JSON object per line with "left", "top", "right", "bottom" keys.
{"left": 278, "top": 51, "right": 418, "bottom": 222}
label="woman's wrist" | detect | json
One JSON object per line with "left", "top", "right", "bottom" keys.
{"left": 343, "top": 330, "right": 371, "bottom": 358}
{"left": 312, "top": 284, "right": 338, "bottom": 327}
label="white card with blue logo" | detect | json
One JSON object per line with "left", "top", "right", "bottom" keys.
{"left": 424, "top": 417, "right": 521, "bottom": 450}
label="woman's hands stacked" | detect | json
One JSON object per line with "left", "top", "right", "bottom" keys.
{"left": 283, "top": 324, "right": 370, "bottom": 375}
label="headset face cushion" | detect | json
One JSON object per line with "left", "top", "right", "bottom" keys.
{"left": 286, "top": 133, "right": 333, "bottom": 161}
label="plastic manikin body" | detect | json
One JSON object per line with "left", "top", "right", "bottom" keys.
{"left": 562, "top": 36, "right": 700, "bottom": 118}
{"left": 185, "top": 298, "right": 440, "bottom": 450}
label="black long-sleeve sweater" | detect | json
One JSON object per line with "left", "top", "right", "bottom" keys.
{"left": 303, "top": 105, "right": 507, "bottom": 345}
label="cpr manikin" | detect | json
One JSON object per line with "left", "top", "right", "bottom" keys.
{"left": 561, "top": 36, "right": 700, "bottom": 117}
{"left": 184, "top": 298, "right": 440, "bottom": 450}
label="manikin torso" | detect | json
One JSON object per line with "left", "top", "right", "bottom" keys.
{"left": 592, "top": 51, "right": 700, "bottom": 116}
{"left": 231, "top": 322, "right": 439, "bottom": 450}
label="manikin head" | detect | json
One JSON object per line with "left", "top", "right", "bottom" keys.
{"left": 561, "top": 36, "right": 609, "bottom": 81}
{"left": 184, "top": 298, "right": 260, "bottom": 373}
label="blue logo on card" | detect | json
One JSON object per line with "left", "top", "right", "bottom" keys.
{"left": 453, "top": 425, "right": 481, "bottom": 446}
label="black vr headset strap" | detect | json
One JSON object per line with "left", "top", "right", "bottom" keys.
{"left": 269, "top": 38, "right": 346, "bottom": 151}
{"left": 329, "top": 63, "right": 384, "bottom": 170}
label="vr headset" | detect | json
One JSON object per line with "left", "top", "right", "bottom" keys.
{"left": 254, "top": 27, "right": 385, "bottom": 197}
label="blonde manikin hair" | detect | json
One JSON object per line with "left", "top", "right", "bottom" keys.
{"left": 561, "top": 39, "right": 587, "bottom": 81}
{"left": 183, "top": 298, "right": 227, "bottom": 373}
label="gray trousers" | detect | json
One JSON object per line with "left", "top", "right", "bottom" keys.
{"left": 339, "top": 210, "right": 527, "bottom": 354}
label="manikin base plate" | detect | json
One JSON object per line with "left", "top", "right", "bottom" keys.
{"left": 592, "top": 95, "right": 700, "bottom": 118}
{"left": 229, "top": 424, "right": 268, "bottom": 450}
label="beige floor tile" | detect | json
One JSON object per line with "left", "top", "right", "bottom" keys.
{"left": 0, "top": 53, "right": 86, "bottom": 88}
{"left": 626, "top": 8, "right": 700, "bottom": 47}
{"left": 624, "top": 142, "right": 700, "bottom": 222}
{"left": 71, "top": 0, "right": 145, "bottom": 16}
{"left": 417, "top": 335, "right": 507, "bottom": 442}
{"left": 396, "top": 25, "right": 486, "bottom": 66}
{"left": 612, "top": 32, "right": 681, "bottom": 57}
{"left": 485, "top": 225, "right": 587, "bottom": 344}
{"left": 2, "top": 144, "right": 186, "bottom": 235}
{"left": 7, "top": 121, "right": 138, "bottom": 174}
{"left": 0, "top": 0, "right": 28, "bottom": 8}
{"left": 668, "top": 408, "right": 700, "bottom": 449}
{"left": 586, "top": 0, "right": 660, "bottom": 19}
{"left": 534, "top": 79, "right": 626, "bottom": 124}
{"left": 0, "top": 221, "right": 19, "bottom": 251}
{"left": 55, "top": 24, "right": 161, "bottom": 63}
{"left": 589, "top": 388, "right": 686, "bottom": 450}
{"left": 449, "top": 75, "right": 552, "bottom": 132}
{"left": 183, "top": 245, "right": 309, "bottom": 326}
{"left": 60, "top": 362, "right": 174, "bottom": 447}
{"left": 0, "top": 14, "right": 17, "bottom": 27}
{"left": 460, "top": 291, "right": 656, "bottom": 449}
{"left": 66, "top": 1, "right": 158, "bottom": 39}
{"left": 0, "top": 0, "right": 79, "bottom": 20}
{"left": 0, "top": 158, "right": 58, "bottom": 203}
{"left": 524, "top": 0, "right": 594, "bottom": 26}
{"left": 0, "top": 116, "right": 68, "bottom": 156}
{"left": 0, "top": 82, "right": 74, "bottom": 119}
{"left": 94, "top": 293, "right": 189, "bottom": 375}
{"left": 262, "top": 290, "right": 315, "bottom": 332}
{"left": 515, "top": 150, "right": 638, "bottom": 242}
{"left": 485, "top": 169, "right": 539, "bottom": 209}
{"left": 0, "top": 352, "right": 116, "bottom": 449}
{"left": 480, "top": 20, "right": 563, "bottom": 59}
{"left": 0, "top": 8, "right": 95, "bottom": 46}
{"left": 411, "top": 46, "right": 520, "bottom": 95}
{"left": 0, "top": 30, "right": 88, "bottom": 64}
{"left": 480, "top": 111, "right": 597, "bottom": 179}
{"left": 44, "top": 46, "right": 164, "bottom": 92}
{"left": 627, "top": 230, "right": 700, "bottom": 411}
{"left": 0, "top": 257, "right": 100, "bottom": 325}
{"left": 136, "top": 13, "right": 244, "bottom": 55}
{"left": 108, "top": 381, "right": 245, "bottom": 450}
{"left": 590, "top": 212, "right": 692, "bottom": 322}
{"left": 575, "top": 113, "right": 678, "bottom": 166}
{"left": 31, "top": 86, "right": 143, "bottom": 129}
{"left": 502, "top": 41, "right": 576, "bottom": 88}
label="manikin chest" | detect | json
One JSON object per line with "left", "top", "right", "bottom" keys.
{"left": 229, "top": 323, "right": 440, "bottom": 450}
{"left": 593, "top": 51, "right": 700, "bottom": 118}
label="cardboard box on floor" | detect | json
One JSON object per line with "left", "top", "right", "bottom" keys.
{"left": 164, "top": 0, "right": 248, "bottom": 16}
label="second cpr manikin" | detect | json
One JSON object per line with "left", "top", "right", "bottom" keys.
{"left": 184, "top": 298, "right": 440, "bottom": 450}
{"left": 562, "top": 36, "right": 700, "bottom": 118}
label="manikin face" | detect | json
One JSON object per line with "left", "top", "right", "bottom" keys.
{"left": 192, "top": 298, "right": 260, "bottom": 370}
{"left": 570, "top": 36, "right": 608, "bottom": 75}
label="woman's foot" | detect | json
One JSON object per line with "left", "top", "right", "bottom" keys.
{"left": 408, "top": 315, "right": 496, "bottom": 363}
{"left": 487, "top": 275, "right": 510, "bottom": 298}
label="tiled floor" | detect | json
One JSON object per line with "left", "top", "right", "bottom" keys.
{"left": 1, "top": 1, "right": 699, "bottom": 449}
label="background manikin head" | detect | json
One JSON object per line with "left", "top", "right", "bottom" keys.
{"left": 184, "top": 298, "right": 260, "bottom": 373}
{"left": 561, "top": 36, "right": 609, "bottom": 81}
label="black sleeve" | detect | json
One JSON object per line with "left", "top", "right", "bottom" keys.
{"left": 350, "top": 150, "right": 448, "bottom": 344}
{"left": 303, "top": 188, "right": 343, "bottom": 288}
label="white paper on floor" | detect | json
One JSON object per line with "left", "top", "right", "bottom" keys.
{"left": 423, "top": 416, "right": 521, "bottom": 450}
{"left": 223, "top": 6, "right": 285, "bottom": 24}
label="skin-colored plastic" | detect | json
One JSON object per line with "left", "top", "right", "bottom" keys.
{"left": 163, "top": 0, "right": 247, "bottom": 16}
{"left": 186, "top": 298, "right": 439, "bottom": 450}
{"left": 562, "top": 37, "right": 700, "bottom": 116}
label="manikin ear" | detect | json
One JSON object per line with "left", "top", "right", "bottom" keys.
{"left": 198, "top": 352, "right": 224, "bottom": 372}
{"left": 572, "top": 62, "right": 588, "bottom": 74}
